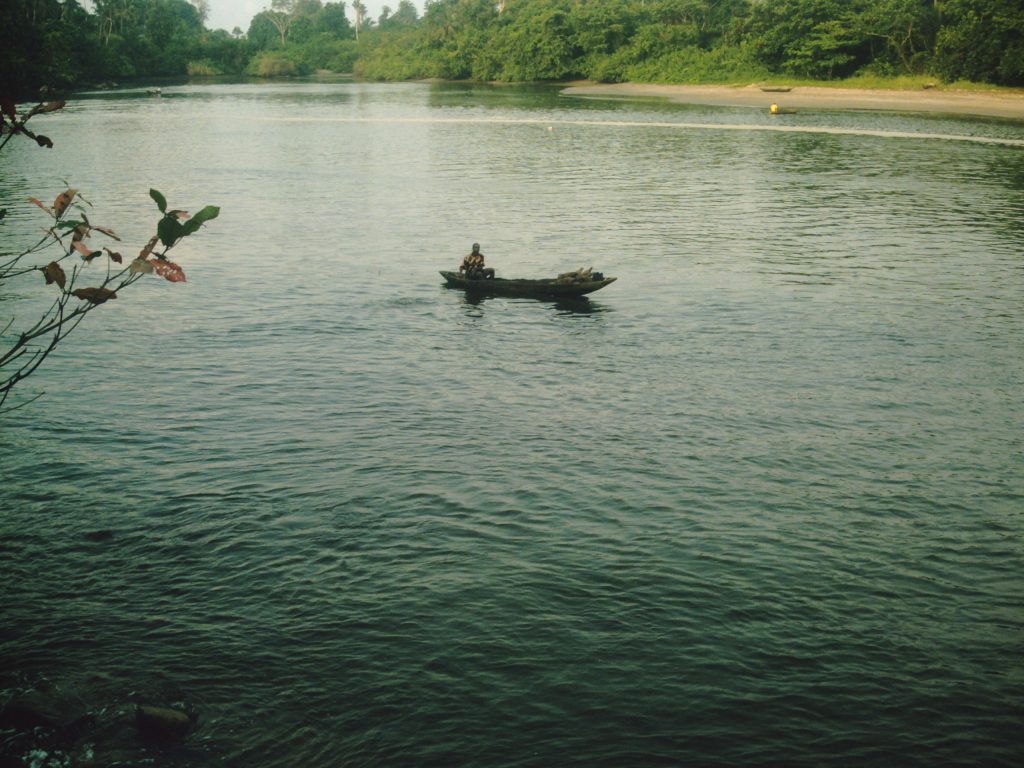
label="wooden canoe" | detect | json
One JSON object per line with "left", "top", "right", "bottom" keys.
{"left": 440, "top": 270, "right": 617, "bottom": 298}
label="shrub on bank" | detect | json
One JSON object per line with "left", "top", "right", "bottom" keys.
{"left": 354, "top": 30, "right": 438, "bottom": 80}
{"left": 248, "top": 53, "right": 303, "bottom": 77}
{"left": 186, "top": 59, "right": 222, "bottom": 77}
{"left": 287, "top": 34, "right": 360, "bottom": 73}
{"left": 623, "top": 45, "right": 771, "bottom": 85}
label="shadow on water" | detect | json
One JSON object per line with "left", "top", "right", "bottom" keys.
{"left": 552, "top": 297, "right": 611, "bottom": 315}
{"left": 456, "top": 291, "right": 610, "bottom": 316}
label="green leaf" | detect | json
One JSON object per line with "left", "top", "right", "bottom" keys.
{"left": 191, "top": 205, "right": 219, "bottom": 225}
{"left": 181, "top": 205, "right": 220, "bottom": 237}
{"left": 149, "top": 189, "right": 167, "bottom": 213}
{"left": 157, "top": 215, "right": 183, "bottom": 248}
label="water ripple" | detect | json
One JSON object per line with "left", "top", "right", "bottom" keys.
{"left": 1, "top": 82, "right": 1022, "bottom": 768}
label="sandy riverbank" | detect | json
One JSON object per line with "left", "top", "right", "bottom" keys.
{"left": 561, "top": 82, "right": 1024, "bottom": 120}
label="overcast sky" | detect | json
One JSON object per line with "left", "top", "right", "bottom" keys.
{"left": 206, "top": 0, "right": 423, "bottom": 34}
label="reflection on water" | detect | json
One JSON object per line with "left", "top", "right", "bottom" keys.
{"left": 457, "top": 291, "right": 609, "bottom": 316}
{"left": 552, "top": 297, "right": 609, "bottom": 316}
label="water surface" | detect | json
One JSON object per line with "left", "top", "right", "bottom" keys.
{"left": 1, "top": 82, "right": 1023, "bottom": 767}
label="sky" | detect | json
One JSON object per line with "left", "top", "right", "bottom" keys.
{"left": 206, "top": 0, "right": 424, "bottom": 34}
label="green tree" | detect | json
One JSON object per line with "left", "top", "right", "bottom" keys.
{"left": 1, "top": 0, "right": 99, "bottom": 97}
{"left": 265, "top": 0, "right": 300, "bottom": 46}
{"left": 248, "top": 10, "right": 283, "bottom": 49}
{"left": 856, "top": 0, "right": 937, "bottom": 74}
{"left": 748, "top": 0, "right": 865, "bottom": 78}
{"left": 421, "top": 0, "right": 499, "bottom": 78}
{"left": 485, "top": 0, "right": 576, "bottom": 81}
{"left": 354, "top": 24, "right": 433, "bottom": 78}
{"left": 570, "top": 0, "right": 636, "bottom": 62}
{"left": 190, "top": 0, "right": 210, "bottom": 24}
{"left": 934, "top": 0, "right": 1024, "bottom": 84}
{"left": 137, "top": 0, "right": 204, "bottom": 74}
{"left": 243, "top": 0, "right": 1024, "bottom": 86}
{"left": 194, "top": 28, "right": 254, "bottom": 73}
{"left": 317, "top": 2, "right": 354, "bottom": 36}
{"left": 379, "top": 0, "right": 419, "bottom": 28}
{"left": 643, "top": 0, "right": 747, "bottom": 48}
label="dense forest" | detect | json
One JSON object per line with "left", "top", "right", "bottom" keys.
{"left": 2, "top": 0, "right": 1022, "bottom": 99}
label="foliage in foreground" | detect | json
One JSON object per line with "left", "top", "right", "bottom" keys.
{"left": 0, "top": 99, "right": 218, "bottom": 413}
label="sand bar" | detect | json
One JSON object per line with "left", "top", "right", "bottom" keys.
{"left": 561, "top": 83, "right": 1024, "bottom": 121}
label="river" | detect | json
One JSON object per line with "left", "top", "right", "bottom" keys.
{"left": 1, "top": 81, "right": 1023, "bottom": 767}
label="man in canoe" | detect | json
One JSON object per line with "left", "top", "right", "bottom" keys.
{"left": 459, "top": 243, "right": 495, "bottom": 280}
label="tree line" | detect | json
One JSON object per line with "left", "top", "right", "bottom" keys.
{"left": 357, "top": 0, "right": 1022, "bottom": 86}
{"left": 2, "top": 0, "right": 1022, "bottom": 99}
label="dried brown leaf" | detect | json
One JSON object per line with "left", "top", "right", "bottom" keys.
{"left": 73, "top": 240, "right": 100, "bottom": 261}
{"left": 93, "top": 225, "right": 120, "bottom": 240}
{"left": 150, "top": 258, "right": 186, "bottom": 283}
{"left": 29, "top": 197, "right": 52, "bottom": 216}
{"left": 53, "top": 189, "right": 77, "bottom": 218}
{"left": 139, "top": 234, "right": 159, "bottom": 258}
{"left": 43, "top": 261, "right": 67, "bottom": 289}
{"left": 72, "top": 287, "right": 117, "bottom": 304}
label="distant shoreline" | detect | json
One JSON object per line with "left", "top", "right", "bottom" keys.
{"left": 560, "top": 82, "right": 1024, "bottom": 121}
